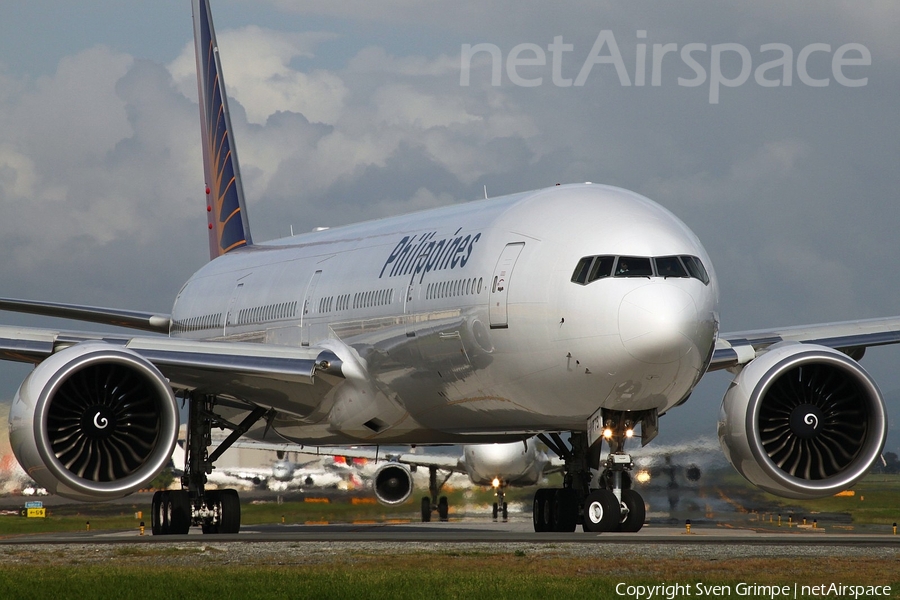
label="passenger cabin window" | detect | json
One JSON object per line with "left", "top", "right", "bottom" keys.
{"left": 570, "top": 254, "right": 710, "bottom": 285}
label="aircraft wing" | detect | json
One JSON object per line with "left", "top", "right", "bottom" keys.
{"left": 222, "top": 440, "right": 465, "bottom": 472}
{"left": 709, "top": 315, "right": 900, "bottom": 371}
{"left": 0, "top": 324, "right": 343, "bottom": 407}
{"left": 0, "top": 297, "right": 171, "bottom": 334}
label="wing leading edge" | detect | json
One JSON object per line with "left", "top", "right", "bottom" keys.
{"left": 710, "top": 315, "right": 900, "bottom": 371}
{"left": 0, "top": 324, "right": 343, "bottom": 412}
{"left": 0, "top": 297, "right": 171, "bottom": 334}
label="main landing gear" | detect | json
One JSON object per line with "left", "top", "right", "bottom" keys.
{"left": 152, "top": 393, "right": 269, "bottom": 535}
{"left": 535, "top": 411, "right": 649, "bottom": 533}
{"left": 420, "top": 465, "right": 451, "bottom": 522}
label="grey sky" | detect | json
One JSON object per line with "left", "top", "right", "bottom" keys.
{"left": 0, "top": 1, "right": 898, "bottom": 451}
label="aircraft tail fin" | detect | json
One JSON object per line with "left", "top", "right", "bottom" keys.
{"left": 192, "top": 0, "right": 253, "bottom": 259}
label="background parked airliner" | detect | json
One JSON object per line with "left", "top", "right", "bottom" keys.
{"left": 1, "top": 0, "right": 898, "bottom": 536}
{"left": 238, "top": 438, "right": 559, "bottom": 521}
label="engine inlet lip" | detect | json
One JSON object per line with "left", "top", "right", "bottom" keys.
{"left": 34, "top": 344, "right": 178, "bottom": 498}
{"left": 745, "top": 348, "right": 886, "bottom": 496}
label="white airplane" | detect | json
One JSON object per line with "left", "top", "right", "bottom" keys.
{"left": 243, "top": 438, "right": 559, "bottom": 521}
{"left": 1, "top": 0, "right": 896, "bottom": 536}
{"left": 170, "top": 442, "right": 347, "bottom": 491}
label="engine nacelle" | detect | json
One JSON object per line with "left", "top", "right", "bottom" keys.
{"left": 718, "top": 343, "right": 886, "bottom": 499}
{"left": 9, "top": 341, "right": 179, "bottom": 502}
{"left": 372, "top": 463, "right": 413, "bottom": 506}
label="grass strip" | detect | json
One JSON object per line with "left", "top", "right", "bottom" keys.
{"left": 0, "top": 555, "right": 898, "bottom": 600}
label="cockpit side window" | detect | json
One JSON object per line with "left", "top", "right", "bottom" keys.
{"left": 614, "top": 256, "right": 653, "bottom": 277}
{"left": 571, "top": 257, "right": 593, "bottom": 284}
{"left": 588, "top": 256, "right": 615, "bottom": 282}
{"left": 682, "top": 255, "right": 710, "bottom": 285}
{"left": 654, "top": 256, "right": 689, "bottom": 278}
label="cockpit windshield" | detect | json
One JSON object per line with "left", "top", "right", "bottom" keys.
{"left": 570, "top": 255, "right": 709, "bottom": 285}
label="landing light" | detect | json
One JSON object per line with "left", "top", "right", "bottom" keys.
{"left": 636, "top": 470, "right": 651, "bottom": 484}
{"left": 492, "top": 478, "right": 501, "bottom": 488}
{"left": 625, "top": 429, "right": 634, "bottom": 438}
{"left": 603, "top": 428, "right": 613, "bottom": 440}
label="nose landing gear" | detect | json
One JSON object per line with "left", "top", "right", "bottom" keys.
{"left": 491, "top": 480, "right": 509, "bottom": 521}
{"left": 534, "top": 411, "right": 649, "bottom": 533}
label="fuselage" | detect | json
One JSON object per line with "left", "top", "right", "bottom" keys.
{"left": 462, "top": 441, "right": 549, "bottom": 487}
{"left": 170, "top": 183, "right": 720, "bottom": 445}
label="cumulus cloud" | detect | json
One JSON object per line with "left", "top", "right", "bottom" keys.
{"left": 1, "top": 2, "right": 899, "bottom": 443}
{"left": 0, "top": 45, "right": 205, "bottom": 306}
{"left": 170, "top": 26, "right": 346, "bottom": 126}
{"left": 1, "top": 4, "right": 896, "bottom": 318}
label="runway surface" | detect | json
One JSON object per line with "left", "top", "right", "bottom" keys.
{"left": 3, "top": 516, "right": 899, "bottom": 547}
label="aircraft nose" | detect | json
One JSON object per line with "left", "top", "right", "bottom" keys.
{"left": 618, "top": 284, "right": 699, "bottom": 364}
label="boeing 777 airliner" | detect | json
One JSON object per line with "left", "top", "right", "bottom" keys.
{"left": 1, "top": 0, "right": 896, "bottom": 535}
{"left": 237, "top": 437, "right": 560, "bottom": 522}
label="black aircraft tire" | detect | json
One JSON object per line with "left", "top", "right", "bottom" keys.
{"left": 619, "top": 489, "right": 646, "bottom": 533}
{"left": 151, "top": 491, "right": 163, "bottom": 535}
{"left": 552, "top": 488, "right": 578, "bottom": 532}
{"left": 582, "top": 489, "right": 620, "bottom": 533}
{"left": 421, "top": 497, "right": 432, "bottom": 522}
{"left": 168, "top": 490, "right": 192, "bottom": 535}
{"left": 219, "top": 489, "right": 241, "bottom": 534}
{"left": 437, "top": 496, "right": 449, "bottom": 521}
{"left": 532, "top": 489, "right": 548, "bottom": 532}
{"left": 158, "top": 491, "right": 172, "bottom": 535}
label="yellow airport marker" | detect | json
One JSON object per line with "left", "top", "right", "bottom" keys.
{"left": 86, "top": 521, "right": 90, "bottom": 531}
{"left": 139, "top": 521, "right": 145, "bottom": 536}
{"left": 685, "top": 519, "right": 691, "bottom": 534}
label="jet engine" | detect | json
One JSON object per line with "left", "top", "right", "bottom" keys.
{"left": 718, "top": 343, "right": 886, "bottom": 499}
{"left": 372, "top": 463, "right": 413, "bottom": 505}
{"left": 8, "top": 341, "right": 179, "bottom": 502}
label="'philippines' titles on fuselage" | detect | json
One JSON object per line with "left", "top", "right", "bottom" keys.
{"left": 379, "top": 229, "right": 482, "bottom": 283}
